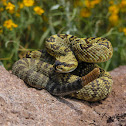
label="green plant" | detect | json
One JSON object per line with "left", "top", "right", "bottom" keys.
{"left": 0, "top": 0, "right": 126, "bottom": 70}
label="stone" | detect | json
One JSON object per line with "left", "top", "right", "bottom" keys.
{"left": 0, "top": 65, "right": 126, "bottom": 126}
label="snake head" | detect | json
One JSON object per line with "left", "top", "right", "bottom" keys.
{"left": 54, "top": 60, "right": 78, "bottom": 73}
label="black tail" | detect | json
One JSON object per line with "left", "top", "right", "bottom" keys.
{"left": 45, "top": 79, "right": 82, "bottom": 96}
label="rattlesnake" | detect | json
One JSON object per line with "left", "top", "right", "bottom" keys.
{"left": 12, "top": 34, "right": 113, "bottom": 101}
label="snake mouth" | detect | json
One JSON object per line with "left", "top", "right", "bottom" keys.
{"left": 54, "top": 60, "right": 77, "bottom": 73}
{"left": 55, "top": 67, "right": 77, "bottom": 73}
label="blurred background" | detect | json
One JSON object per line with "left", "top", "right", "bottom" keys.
{"left": 0, "top": 0, "right": 126, "bottom": 71}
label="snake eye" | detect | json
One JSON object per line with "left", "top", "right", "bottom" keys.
{"left": 54, "top": 60, "right": 61, "bottom": 69}
{"left": 54, "top": 60, "right": 68, "bottom": 72}
{"left": 53, "top": 60, "right": 64, "bottom": 71}
{"left": 53, "top": 60, "right": 77, "bottom": 73}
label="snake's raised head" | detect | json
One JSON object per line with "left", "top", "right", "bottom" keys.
{"left": 54, "top": 59, "right": 78, "bottom": 73}
{"left": 53, "top": 50, "right": 78, "bottom": 73}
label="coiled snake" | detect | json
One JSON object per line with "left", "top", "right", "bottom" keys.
{"left": 12, "top": 34, "right": 113, "bottom": 101}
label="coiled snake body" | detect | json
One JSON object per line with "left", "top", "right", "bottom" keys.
{"left": 12, "top": 34, "right": 113, "bottom": 101}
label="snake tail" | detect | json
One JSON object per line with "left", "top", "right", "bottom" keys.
{"left": 45, "top": 68, "right": 100, "bottom": 96}
{"left": 81, "top": 68, "right": 100, "bottom": 86}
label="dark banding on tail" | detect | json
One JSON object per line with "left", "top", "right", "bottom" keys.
{"left": 45, "top": 79, "right": 82, "bottom": 96}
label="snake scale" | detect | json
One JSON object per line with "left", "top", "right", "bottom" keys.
{"left": 12, "top": 34, "right": 113, "bottom": 102}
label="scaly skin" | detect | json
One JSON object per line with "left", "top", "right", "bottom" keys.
{"left": 12, "top": 49, "right": 113, "bottom": 102}
{"left": 12, "top": 34, "right": 113, "bottom": 101}
{"left": 45, "top": 34, "right": 113, "bottom": 73}
{"left": 12, "top": 51, "right": 100, "bottom": 96}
